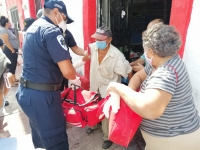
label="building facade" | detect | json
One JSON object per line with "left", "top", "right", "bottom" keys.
{"left": 2, "top": 0, "right": 200, "bottom": 112}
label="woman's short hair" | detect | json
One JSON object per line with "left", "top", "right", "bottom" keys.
{"left": 142, "top": 24, "right": 182, "bottom": 57}
{"left": 0, "top": 16, "right": 9, "bottom": 27}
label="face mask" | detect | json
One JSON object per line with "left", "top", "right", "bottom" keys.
{"left": 96, "top": 41, "right": 107, "bottom": 50}
{"left": 144, "top": 52, "right": 153, "bottom": 66}
{"left": 58, "top": 13, "right": 67, "bottom": 32}
{"left": 55, "top": 12, "right": 67, "bottom": 32}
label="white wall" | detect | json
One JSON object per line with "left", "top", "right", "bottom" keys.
{"left": 64, "top": 0, "right": 84, "bottom": 74}
{"left": 0, "top": 0, "right": 8, "bottom": 17}
{"left": 183, "top": 0, "right": 200, "bottom": 113}
{"left": 22, "top": 0, "right": 31, "bottom": 18}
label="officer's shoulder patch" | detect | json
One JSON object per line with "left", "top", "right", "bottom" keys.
{"left": 57, "top": 35, "right": 68, "bottom": 51}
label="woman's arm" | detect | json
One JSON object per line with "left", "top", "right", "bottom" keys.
{"left": 130, "top": 58, "right": 145, "bottom": 66}
{"left": 128, "top": 68, "right": 147, "bottom": 91}
{"left": 107, "top": 82, "right": 172, "bottom": 120}
{"left": 0, "top": 34, "right": 15, "bottom": 53}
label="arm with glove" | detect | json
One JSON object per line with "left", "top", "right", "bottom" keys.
{"left": 72, "top": 51, "right": 90, "bottom": 69}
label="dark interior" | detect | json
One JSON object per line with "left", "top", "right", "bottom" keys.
{"left": 98, "top": 0, "right": 172, "bottom": 62}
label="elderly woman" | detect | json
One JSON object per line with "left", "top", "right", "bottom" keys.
{"left": 107, "top": 24, "right": 200, "bottom": 150}
{"left": 0, "top": 16, "right": 19, "bottom": 85}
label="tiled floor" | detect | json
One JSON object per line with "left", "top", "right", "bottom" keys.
{"left": 0, "top": 55, "right": 145, "bottom": 150}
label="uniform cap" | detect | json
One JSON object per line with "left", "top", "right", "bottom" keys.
{"left": 91, "top": 26, "right": 112, "bottom": 40}
{"left": 44, "top": 0, "right": 74, "bottom": 24}
{"left": 23, "top": 18, "right": 36, "bottom": 31}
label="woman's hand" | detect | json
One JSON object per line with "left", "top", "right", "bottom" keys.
{"left": 106, "top": 82, "right": 120, "bottom": 95}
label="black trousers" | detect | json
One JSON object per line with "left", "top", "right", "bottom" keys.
{"left": 3, "top": 46, "right": 18, "bottom": 74}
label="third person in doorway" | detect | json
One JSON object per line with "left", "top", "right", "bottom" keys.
{"left": 130, "top": 19, "right": 164, "bottom": 72}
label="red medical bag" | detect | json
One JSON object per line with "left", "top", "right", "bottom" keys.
{"left": 61, "top": 85, "right": 106, "bottom": 128}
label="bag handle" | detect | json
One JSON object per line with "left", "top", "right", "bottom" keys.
{"left": 63, "top": 84, "right": 101, "bottom": 106}
{"left": 62, "top": 84, "right": 82, "bottom": 104}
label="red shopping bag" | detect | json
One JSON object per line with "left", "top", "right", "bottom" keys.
{"left": 61, "top": 85, "right": 105, "bottom": 128}
{"left": 108, "top": 98, "right": 142, "bottom": 147}
{"left": 97, "top": 95, "right": 142, "bottom": 148}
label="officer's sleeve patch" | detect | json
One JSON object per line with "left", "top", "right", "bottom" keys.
{"left": 57, "top": 35, "right": 68, "bottom": 51}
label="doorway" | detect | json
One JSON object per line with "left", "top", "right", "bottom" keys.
{"left": 97, "top": 0, "right": 172, "bottom": 62}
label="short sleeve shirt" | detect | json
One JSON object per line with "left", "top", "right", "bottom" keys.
{"left": 63, "top": 29, "right": 76, "bottom": 49}
{"left": 140, "top": 54, "right": 200, "bottom": 137}
{"left": 0, "top": 27, "right": 19, "bottom": 49}
{"left": 22, "top": 16, "right": 71, "bottom": 84}
{"left": 140, "top": 54, "right": 148, "bottom": 65}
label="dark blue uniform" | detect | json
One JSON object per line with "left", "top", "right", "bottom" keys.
{"left": 16, "top": 16, "right": 71, "bottom": 150}
{"left": 60, "top": 29, "right": 76, "bottom": 91}
{"left": 64, "top": 29, "right": 76, "bottom": 49}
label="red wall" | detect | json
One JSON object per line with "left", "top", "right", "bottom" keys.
{"left": 82, "top": 0, "right": 96, "bottom": 80}
{"left": 170, "top": 0, "right": 194, "bottom": 58}
{"left": 28, "top": 0, "right": 36, "bottom": 19}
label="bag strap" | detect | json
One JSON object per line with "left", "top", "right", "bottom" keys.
{"left": 62, "top": 88, "right": 72, "bottom": 101}
{"left": 73, "top": 84, "right": 77, "bottom": 105}
{"left": 63, "top": 84, "right": 101, "bottom": 106}
{"left": 78, "top": 93, "right": 102, "bottom": 107}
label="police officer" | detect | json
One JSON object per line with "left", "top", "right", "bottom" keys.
{"left": 16, "top": 0, "right": 80, "bottom": 149}
{"left": 22, "top": 17, "right": 35, "bottom": 32}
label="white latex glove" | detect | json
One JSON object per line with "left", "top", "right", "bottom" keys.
{"left": 73, "top": 59, "right": 86, "bottom": 69}
{"left": 68, "top": 76, "right": 81, "bottom": 89}
{"left": 103, "top": 92, "right": 120, "bottom": 118}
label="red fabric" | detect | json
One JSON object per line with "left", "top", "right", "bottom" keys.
{"left": 97, "top": 95, "right": 142, "bottom": 148}
{"left": 108, "top": 98, "right": 142, "bottom": 147}
{"left": 76, "top": 73, "right": 90, "bottom": 91}
{"left": 61, "top": 87, "right": 105, "bottom": 128}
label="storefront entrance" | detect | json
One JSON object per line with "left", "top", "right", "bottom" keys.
{"left": 97, "top": 0, "right": 172, "bottom": 62}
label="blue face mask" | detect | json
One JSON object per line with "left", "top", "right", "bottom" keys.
{"left": 96, "top": 41, "right": 107, "bottom": 50}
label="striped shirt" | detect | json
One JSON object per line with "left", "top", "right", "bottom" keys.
{"left": 140, "top": 54, "right": 200, "bottom": 137}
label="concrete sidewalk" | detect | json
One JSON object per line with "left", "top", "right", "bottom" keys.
{"left": 0, "top": 55, "right": 145, "bottom": 150}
